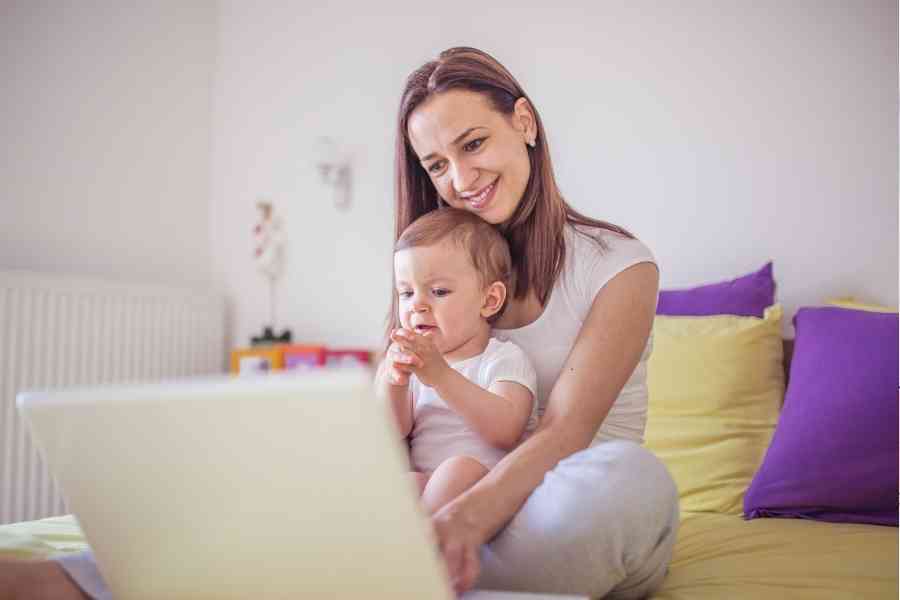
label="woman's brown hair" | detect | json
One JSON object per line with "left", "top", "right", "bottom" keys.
{"left": 388, "top": 46, "right": 632, "bottom": 346}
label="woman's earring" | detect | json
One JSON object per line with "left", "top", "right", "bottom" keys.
{"left": 528, "top": 138, "right": 536, "bottom": 148}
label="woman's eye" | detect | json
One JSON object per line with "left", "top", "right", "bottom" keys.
{"left": 428, "top": 160, "right": 446, "bottom": 174}
{"left": 463, "top": 138, "right": 485, "bottom": 152}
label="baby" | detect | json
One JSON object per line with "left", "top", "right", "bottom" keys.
{"left": 378, "top": 208, "right": 538, "bottom": 515}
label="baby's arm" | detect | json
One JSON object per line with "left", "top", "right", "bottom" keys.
{"left": 386, "top": 379, "right": 414, "bottom": 438}
{"left": 431, "top": 374, "right": 533, "bottom": 449}
{"left": 375, "top": 346, "right": 415, "bottom": 438}
{"left": 391, "top": 330, "right": 534, "bottom": 449}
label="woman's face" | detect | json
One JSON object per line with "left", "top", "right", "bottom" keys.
{"left": 407, "top": 90, "right": 535, "bottom": 225}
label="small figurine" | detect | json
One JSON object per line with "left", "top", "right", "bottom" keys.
{"left": 251, "top": 200, "right": 292, "bottom": 346}
{"left": 253, "top": 200, "right": 283, "bottom": 280}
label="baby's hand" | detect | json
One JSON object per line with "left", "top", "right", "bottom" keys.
{"left": 386, "top": 330, "right": 423, "bottom": 386}
{"left": 392, "top": 329, "right": 449, "bottom": 388}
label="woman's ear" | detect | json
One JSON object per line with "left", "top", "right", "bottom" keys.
{"left": 481, "top": 281, "right": 507, "bottom": 319}
{"left": 513, "top": 97, "right": 537, "bottom": 146}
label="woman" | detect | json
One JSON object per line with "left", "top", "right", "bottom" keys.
{"left": 382, "top": 47, "right": 678, "bottom": 598}
{"left": 0, "top": 47, "right": 678, "bottom": 600}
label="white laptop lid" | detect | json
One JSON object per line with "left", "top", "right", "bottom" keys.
{"left": 17, "top": 370, "right": 454, "bottom": 600}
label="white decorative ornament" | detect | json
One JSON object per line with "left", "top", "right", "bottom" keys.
{"left": 253, "top": 200, "right": 284, "bottom": 281}
{"left": 252, "top": 199, "right": 289, "bottom": 342}
{"left": 314, "top": 136, "right": 352, "bottom": 210}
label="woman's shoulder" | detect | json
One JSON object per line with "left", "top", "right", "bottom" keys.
{"left": 557, "top": 222, "right": 657, "bottom": 309}
{"left": 564, "top": 223, "right": 656, "bottom": 269}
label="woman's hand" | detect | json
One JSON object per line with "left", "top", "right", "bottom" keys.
{"left": 390, "top": 329, "right": 450, "bottom": 388}
{"left": 431, "top": 501, "right": 483, "bottom": 595}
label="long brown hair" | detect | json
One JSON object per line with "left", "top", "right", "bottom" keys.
{"left": 388, "top": 47, "right": 632, "bottom": 346}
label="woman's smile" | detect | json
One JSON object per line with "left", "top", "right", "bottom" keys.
{"left": 460, "top": 178, "right": 499, "bottom": 211}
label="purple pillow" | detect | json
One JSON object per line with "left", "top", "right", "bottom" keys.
{"left": 657, "top": 262, "right": 775, "bottom": 317}
{"left": 743, "top": 306, "right": 899, "bottom": 526}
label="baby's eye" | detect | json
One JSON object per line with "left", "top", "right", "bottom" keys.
{"left": 463, "top": 138, "right": 485, "bottom": 152}
{"left": 398, "top": 290, "right": 413, "bottom": 299}
{"left": 428, "top": 160, "right": 446, "bottom": 174}
{"left": 432, "top": 288, "right": 451, "bottom": 297}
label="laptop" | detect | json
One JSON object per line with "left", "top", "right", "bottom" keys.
{"left": 17, "top": 370, "right": 586, "bottom": 599}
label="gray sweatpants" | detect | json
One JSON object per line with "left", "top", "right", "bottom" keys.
{"left": 478, "top": 440, "right": 679, "bottom": 599}
{"left": 57, "top": 440, "right": 678, "bottom": 600}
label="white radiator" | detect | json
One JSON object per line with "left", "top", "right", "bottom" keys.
{"left": 0, "top": 270, "right": 226, "bottom": 524}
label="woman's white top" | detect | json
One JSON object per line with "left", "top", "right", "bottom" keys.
{"left": 492, "top": 224, "right": 657, "bottom": 445}
{"left": 409, "top": 338, "right": 538, "bottom": 473}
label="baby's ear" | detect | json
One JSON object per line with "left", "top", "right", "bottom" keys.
{"left": 481, "top": 281, "right": 507, "bottom": 319}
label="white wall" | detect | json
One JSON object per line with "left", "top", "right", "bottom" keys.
{"left": 10, "top": 1, "right": 893, "bottom": 350}
{"left": 212, "top": 0, "right": 898, "bottom": 347}
{"left": 1, "top": 1, "right": 217, "bottom": 288}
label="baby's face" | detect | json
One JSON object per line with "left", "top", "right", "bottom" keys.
{"left": 394, "top": 239, "right": 490, "bottom": 357}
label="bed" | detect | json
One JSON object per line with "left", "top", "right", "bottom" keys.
{"left": 1, "top": 267, "right": 897, "bottom": 598}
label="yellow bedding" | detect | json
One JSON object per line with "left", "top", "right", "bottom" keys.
{"left": 653, "top": 512, "right": 898, "bottom": 600}
{"left": 2, "top": 511, "right": 896, "bottom": 598}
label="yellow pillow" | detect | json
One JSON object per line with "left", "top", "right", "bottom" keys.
{"left": 645, "top": 305, "right": 784, "bottom": 515}
{"left": 826, "top": 297, "right": 897, "bottom": 313}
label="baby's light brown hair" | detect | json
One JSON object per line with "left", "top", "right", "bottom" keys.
{"left": 394, "top": 208, "right": 513, "bottom": 323}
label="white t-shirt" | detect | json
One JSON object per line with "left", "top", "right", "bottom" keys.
{"left": 492, "top": 224, "right": 657, "bottom": 445}
{"left": 409, "top": 338, "right": 538, "bottom": 473}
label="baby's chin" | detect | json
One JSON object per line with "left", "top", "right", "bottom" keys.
{"left": 426, "top": 332, "right": 451, "bottom": 353}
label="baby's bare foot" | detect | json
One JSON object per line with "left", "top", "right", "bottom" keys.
{"left": 0, "top": 559, "right": 89, "bottom": 600}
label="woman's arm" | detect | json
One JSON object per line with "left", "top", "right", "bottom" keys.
{"left": 432, "top": 262, "right": 659, "bottom": 593}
